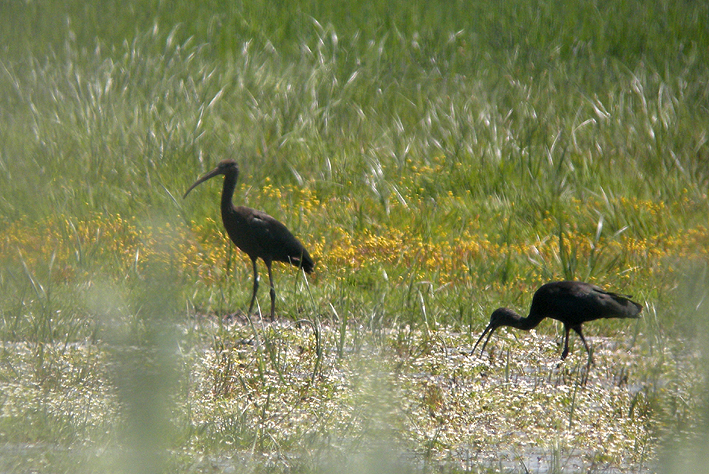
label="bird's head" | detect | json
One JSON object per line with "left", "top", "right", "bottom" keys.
{"left": 183, "top": 159, "right": 239, "bottom": 198}
{"left": 470, "top": 307, "right": 519, "bottom": 357}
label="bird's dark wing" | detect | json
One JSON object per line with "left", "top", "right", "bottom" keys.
{"left": 533, "top": 281, "right": 642, "bottom": 325}
{"left": 238, "top": 207, "right": 314, "bottom": 272}
{"left": 585, "top": 284, "right": 643, "bottom": 319}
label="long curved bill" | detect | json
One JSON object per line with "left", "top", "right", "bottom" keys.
{"left": 471, "top": 323, "right": 497, "bottom": 356}
{"left": 183, "top": 166, "right": 223, "bottom": 198}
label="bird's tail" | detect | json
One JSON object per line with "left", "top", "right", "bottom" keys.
{"left": 609, "top": 292, "right": 643, "bottom": 318}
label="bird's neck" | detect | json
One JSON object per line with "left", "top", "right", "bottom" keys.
{"left": 505, "top": 309, "right": 545, "bottom": 331}
{"left": 220, "top": 170, "right": 238, "bottom": 213}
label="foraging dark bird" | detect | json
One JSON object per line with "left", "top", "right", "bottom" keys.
{"left": 184, "top": 159, "right": 314, "bottom": 319}
{"left": 472, "top": 281, "right": 642, "bottom": 362}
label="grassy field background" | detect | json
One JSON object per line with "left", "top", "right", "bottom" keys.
{"left": 1, "top": 0, "right": 709, "bottom": 472}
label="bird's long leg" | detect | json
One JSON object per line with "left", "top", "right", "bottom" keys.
{"left": 266, "top": 261, "right": 276, "bottom": 319}
{"left": 572, "top": 326, "right": 594, "bottom": 366}
{"left": 248, "top": 257, "right": 259, "bottom": 314}
{"left": 561, "top": 325, "right": 571, "bottom": 360}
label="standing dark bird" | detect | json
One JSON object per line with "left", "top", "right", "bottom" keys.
{"left": 472, "top": 281, "right": 642, "bottom": 362}
{"left": 184, "top": 159, "right": 314, "bottom": 319}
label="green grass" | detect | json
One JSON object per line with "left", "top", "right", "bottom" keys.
{"left": 1, "top": 0, "right": 709, "bottom": 472}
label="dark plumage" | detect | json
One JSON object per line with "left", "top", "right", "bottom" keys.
{"left": 472, "top": 281, "right": 642, "bottom": 361}
{"left": 184, "top": 159, "right": 314, "bottom": 318}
